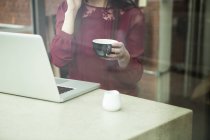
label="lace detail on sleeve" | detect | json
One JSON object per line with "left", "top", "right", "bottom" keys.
{"left": 83, "top": 7, "right": 96, "bottom": 18}
{"left": 103, "top": 9, "right": 115, "bottom": 21}
{"left": 103, "top": 9, "right": 125, "bottom": 21}
{"left": 82, "top": 5, "right": 125, "bottom": 21}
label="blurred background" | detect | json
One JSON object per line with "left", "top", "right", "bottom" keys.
{"left": 0, "top": 0, "right": 209, "bottom": 139}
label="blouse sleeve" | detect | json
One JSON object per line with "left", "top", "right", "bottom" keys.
{"left": 50, "top": 1, "right": 76, "bottom": 67}
{"left": 109, "top": 8, "right": 145, "bottom": 86}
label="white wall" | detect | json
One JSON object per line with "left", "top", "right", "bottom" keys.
{"left": 158, "top": 0, "right": 173, "bottom": 72}
{"left": 138, "top": 0, "right": 147, "bottom": 7}
{"left": 158, "top": 0, "right": 173, "bottom": 103}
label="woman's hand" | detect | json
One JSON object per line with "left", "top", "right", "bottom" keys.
{"left": 62, "top": 0, "right": 83, "bottom": 34}
{"left": 66, "top": 0, "right": 82, "bottom": 12}
{"left": 106, "top": 41, "right": 130, "bottom": 68}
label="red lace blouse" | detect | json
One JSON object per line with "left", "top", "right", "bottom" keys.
{"left": 50, "top": 1, "right": 145, "bottom": 96}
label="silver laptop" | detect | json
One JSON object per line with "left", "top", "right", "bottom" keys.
{"left": 0, "top": 32, "right": 100, "bottom": 102}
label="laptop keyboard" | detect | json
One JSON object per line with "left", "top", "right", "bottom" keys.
{"left": 57, "top": 86, "right": 73, "bottom": 94}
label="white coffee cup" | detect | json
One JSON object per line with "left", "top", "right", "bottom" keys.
{"left": 92, "top": 39, "right": 117, "bottom": 57}
{"left": 102, "top": 90, "right": 121, "bottom": 112}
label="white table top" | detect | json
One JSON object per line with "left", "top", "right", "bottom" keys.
{"left": 0, "top": 89, "right": 192, "bottom": 140}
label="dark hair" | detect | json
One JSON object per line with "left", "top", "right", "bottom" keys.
{"left": 75, "top": 0, "right": 137, "bottom": 39}
{"left": 107, "top": 0, "right": 137, "bottom": 38}
{"left": 107, "top": 0, "right": 137, "bottom": 9}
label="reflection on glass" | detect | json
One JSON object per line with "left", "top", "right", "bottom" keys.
{"left": 0, "top": 0, "right": 209, "bottom": 139}
{"left": 0, "top": 0, "right": 33, "bottom": 33}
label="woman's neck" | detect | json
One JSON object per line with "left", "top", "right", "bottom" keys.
{"left": 86, "top": 0, "right": 108, "bottom": 8}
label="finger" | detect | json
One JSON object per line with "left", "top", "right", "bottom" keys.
{"left": 111, "top": 48, "right": 121, "bottom": 54}
{"left": 108, "top": 50, "right": 123, "bottom": 57}
{"left": 102, "top": 57, "right": 116, "bottom": 61}
{"left": 107, "top": 53, "right": 118, "bottom": 58}
{"left": 112, "top": 42, "right": 124, "bottom": 48}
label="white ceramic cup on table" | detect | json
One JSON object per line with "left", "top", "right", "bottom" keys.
{"left": 102, "top": 90, "right": 121, "bottom": 112}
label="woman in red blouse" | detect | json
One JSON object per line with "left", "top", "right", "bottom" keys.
{"left": 50, "top": 0, "right": 145, "bottom": 96}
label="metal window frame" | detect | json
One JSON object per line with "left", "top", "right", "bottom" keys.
{"left": 31, "top": 0, "right": 47, "bottom": 45}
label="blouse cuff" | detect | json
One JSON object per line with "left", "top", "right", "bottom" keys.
{"left": 58, "top": 31, "right": 72, "bottom": 40}
{"left": 118, "top": 57, "right": 141, "bottom": 72}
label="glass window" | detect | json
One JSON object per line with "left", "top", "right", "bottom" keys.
{"left": 0, "top": 0, "right": 33, "bottom": 33}
{"left": 1, "top": 0, "right": 209, "bottom": 139}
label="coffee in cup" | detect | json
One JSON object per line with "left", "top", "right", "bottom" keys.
{"left": 92, "top": 39, "right": 117, "bottom": 57}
